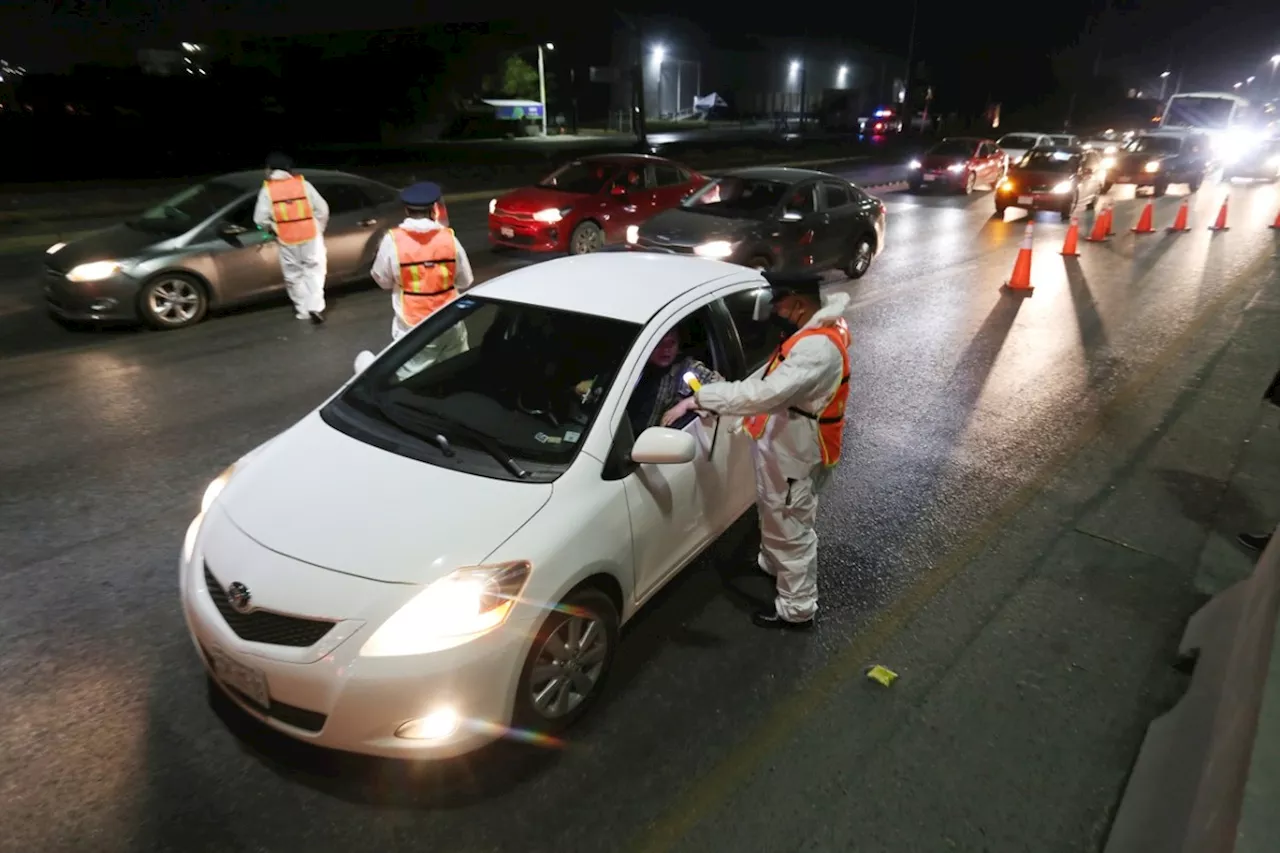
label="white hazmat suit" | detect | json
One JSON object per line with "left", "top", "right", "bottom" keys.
{"left": 370, "top": 216, "right": 475, "bottom": 373}
{"left": 695, "top": 291, "right": 851, "bottom": 623}
{"left": 253, "top": 169, "right": 330, "bottom": 318}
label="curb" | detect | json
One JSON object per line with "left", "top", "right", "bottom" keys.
{"left": 0, "top": 156, "right": 903, "bottom": 257}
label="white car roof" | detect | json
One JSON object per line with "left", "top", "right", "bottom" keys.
{"left": 470, "top": 252, "right": 759, "bottom": 324}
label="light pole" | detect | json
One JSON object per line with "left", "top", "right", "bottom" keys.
{"left": 537, "top": 42, "right": 553, "bottom": 136}
{"left": 1159, "top": 70, "right": 1170, "bottom": 102}
{"left": 903, "top": 0, "right": 918, "bottom": 129}
{"left": 653, "top": 45, "right": 665, "bottom": 118}
{"left": 1271, "top": 54, "right": 1280, "bottom": 93}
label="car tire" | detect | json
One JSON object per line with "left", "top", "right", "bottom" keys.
{"left": 1101, "top": 181, "right": 1114, "bottom": 194}
{"left": 1060, "top": 192, "right": 1078, "bottom": 223}
{"left": 568, "top": 221, "right": 605, "bottom": 255}
{"left": 512, "top": 586, "right": 619, "bottom": 735}
{"left": 138, "top": 272, "right": 208, "bottom": 330}
{"left": 994, "top": 204, "right": 1007, "bottom": 217}
{"left": 1188, "top": 176, "right": 1203, "bottom": 192}
{"left": 844, "top": 235, "right": 875, "bottom": 280}
{"left": 908, "top": 180, "right": 923, "bottom": 193}
{"left": 1152, "top": 182, "right": 1168, "bottom": 197}
{"left": 963, "top": 171, "right": 976, "bottom": 194}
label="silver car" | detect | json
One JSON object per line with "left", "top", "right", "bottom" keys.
{"left": 42, "top": 170, "right": 403, "bottom": 330}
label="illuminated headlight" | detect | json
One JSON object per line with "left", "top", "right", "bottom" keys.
{"left": 999, "top": 179, "right": 1015, "bottom": 192}
{"left": 396, "top": 708, "right": 460, "bottom": 741}
{"left": 1101, "top": 157, "right": 1115, "bottom": 170}
{"left": 201, "top": 464, "right": 236, "bottom": 513}
{"left": 359, "top": 561, "right": 532, "bottom": 657}
{"left": 532, "top": 207, "right": 567, "bottom": 223}
{"left": 907, "top": 159, "right": 922, "bottom": 169}
{"left": 1104, "top": 145, "right": 1118, "bottom": 155}
{"left": 693, "top": 240, "right": 734, "bottom": 259}
{"left": 66, "top": 260, "right": 122, "bottom": 282}
{"left": 947, "top": 163, "right": 966, "bottom": 173}
{"left": 626, "top": 224, "right": 639, "bottom": 244}
{"left": 46, "top": 242, "right": 66, "bottom": 255}
{"left": 1051, "top": 180, "right": 1074, "bottom": 194}
{"left": 1143, "top": 161, "right": 1161, "bottom": 173}
{"left": 488, "top": 198, "right": 496, "bottom": 214}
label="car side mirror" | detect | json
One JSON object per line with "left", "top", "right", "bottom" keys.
{"left": 631, "top": 426, "right": 697, "bottom": 465}
{"left": 611, "top": 185, "right": 628, "bottom": 196}
{"left": 353, "top": 350, "right": 376, "bottom": 375}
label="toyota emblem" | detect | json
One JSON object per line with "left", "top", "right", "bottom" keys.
{"left": 227, "top": 582, "right": 252, "bottom": 614}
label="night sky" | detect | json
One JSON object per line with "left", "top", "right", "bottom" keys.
{"left": 1, "top": 0, "right": 1277, "bottom": 106}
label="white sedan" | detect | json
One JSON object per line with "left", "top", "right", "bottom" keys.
{"left": 181, "top": 252, "right": 787, "bottom": 758}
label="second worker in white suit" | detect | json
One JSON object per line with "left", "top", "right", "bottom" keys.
{"left": 253, "top": 152, "right": 330, "bottom": 324}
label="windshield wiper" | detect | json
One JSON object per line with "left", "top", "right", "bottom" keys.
{"left": 371, "top": 397, "right": 456, "bottom": 457}
{"left": 382, "top": 397, "right": 530, "bottom": 479}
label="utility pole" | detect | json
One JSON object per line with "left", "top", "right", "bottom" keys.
{"left": 903, "top": 0, "right": 918, "bottom": 129}
{"left": 617, "top": 11, "right": 648, "bottom": 147}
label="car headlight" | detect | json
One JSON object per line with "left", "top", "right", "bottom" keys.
{"left": 693, "top": 240, "right": 734, "bottom": 259}
{"left": 47, "top": 242, "right": 66, "bottom": 255}
{"left": 1052, "top": 180, "right": 1074, "bottom": 194}
{"left": 488, "top": 198, "right": 496, "bottom": 215}
{"left": 947, "top": 163, "right": 966, "bottom": 173}
{"left": 359, "top": 561, "right": 532, "bottom": 657}
{"left": 1101, "top": 157, "right": 1115, "bottom": 170}
{"left": 201, "top": 464, "right": 236, "bottom": 513}
{"left": 999, "top": 179, "right": 1015, "bottom": 192}
{"left": 66, "top": 260, "right": 122, "bottom": 282}
{"left": 1104, "top": 145, "right": 1117, "bottom": 155}
{"left": 1143, "top": 161, "right": 1161, "bottom": 173}
{"left": 532, "top": 207, "right": 568, "bottom": 223}
{"left": 626, "top": 224, "right": 639, "bottom": 244}
{"left": 907, "top": 159, "right": 922, "bottom": 169}
{"left": 182, "top": 512, "right": 205, "bottom": 565}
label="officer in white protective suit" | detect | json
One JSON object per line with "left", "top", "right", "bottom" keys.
{"left": 252, "top": 153, "right": 330, "bottom": 324}
{"left": 369, "top": 181, "right": 474, "bottom": 368}
{"left": 665, "top": 274, "right": 852, "bottom": 629}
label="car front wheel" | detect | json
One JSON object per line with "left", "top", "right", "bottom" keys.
{"left": 568, "top": 221, "right": 605, "bottom": 255}
{"left": 512, "top": 587, "right": 619, "bottom": 734}
{"left": 845, "top": 235, "right": 874, "bottom": 279}
{"left": 138, "top": 273, "right": 208, "bottom": 330}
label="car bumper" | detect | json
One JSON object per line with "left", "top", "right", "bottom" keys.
{"left": 488, "top": 213, "right": 569, "bottom": 252}
{"left": 180, "top": 512, "right": 532, "bottom": 760}
{"left": 1110, "top": 171, "right": 1181, "bottom": 186}
{"left": 910, "top": 170, "right": 968, "bottom": 188}
{"left": 41, "top": 267, "right": 142, "bottom": 322}
{"left": 995, "top": 188, "right": 1074, "bottom": 211}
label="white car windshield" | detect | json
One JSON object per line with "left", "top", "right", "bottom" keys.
{"left": 328, "top": 296, "right": 641, "bottom": 482}
{"left": 999, "top": 135, "right": 1040, "bottom": 149}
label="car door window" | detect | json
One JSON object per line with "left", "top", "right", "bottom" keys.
{"left": 721, "top": 287, "right": 784, "bottom": 375}
{"left": 782, "top": 184, "right": 817, "bottom": 218}
{"left": 310, "top": 181, "right": 370, "bottom": 217}
{"left": 222, "top": 197, "right": 257, "bottom": 230}
{"left": 822, "top": 182, "right": 852, "bottom": 210}
{"left": 622, "top": 309, "right": 723, "bottom": 435}
{"left": 361, "top": 181, "right": 399, "bottom": 206}
{"left": 653, "top": 165, "right": 686, "bottom": 188}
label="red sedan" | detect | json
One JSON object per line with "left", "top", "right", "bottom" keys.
{"left": 907, "top": 137, "right": 1007, "bottom": 194}
{"left": 488, "top": 154, "right": 708, "bottom": 255}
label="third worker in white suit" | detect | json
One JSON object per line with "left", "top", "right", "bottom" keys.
{"left": 369, "top": 181, "right": 475, "bottom": 367}
{"left": 253, "top": 152, "right": 330, "bottom": 324}
{"left": 665, "top": 274, "right": 851, "bottom": 630}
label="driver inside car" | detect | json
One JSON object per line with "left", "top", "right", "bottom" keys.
{"left": 635, "top": 328, "right": 722, "bottom": 432}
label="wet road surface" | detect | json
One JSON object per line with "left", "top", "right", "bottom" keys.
{"left": 2, "top": 169, "right": 1279, "bottom": 853}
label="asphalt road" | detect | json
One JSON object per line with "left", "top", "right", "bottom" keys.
{"left": 2, "top": 168, "right": 1278, "bottom": 853}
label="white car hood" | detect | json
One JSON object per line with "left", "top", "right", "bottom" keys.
{"left": 218, "top": 414, "right": 553, "bottom": 585}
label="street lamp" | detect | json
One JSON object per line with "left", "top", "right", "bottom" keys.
{"left": 1159, "top": 70, "right": 1170, "bottom": 101}
{"left": 1271, "top": 54, "right": 1280, "bottom": 91}
{"left": 838, "top": 65, "right": 849, "bottom": 87}
{"left": 537, "top": 42, "right": 553, "bottom": 136}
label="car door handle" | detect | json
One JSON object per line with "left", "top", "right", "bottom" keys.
{"left": 358, "top": 218, "right": 377, "bottom": 227}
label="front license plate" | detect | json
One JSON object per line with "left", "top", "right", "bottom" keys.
{"left": 209, "top": 646, "right": 270, "bottom": 708}
{"left": 500, "top": 226, "right": 514, "bottom": 238}
{"left": 1017, "top": 196, "right": 1033, "bottom": 205}
{"left": 923, "top": 174, "right": 936, "bottom": 182}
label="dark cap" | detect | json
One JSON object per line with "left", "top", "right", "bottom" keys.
{"left": 763, "top": 270, "right": 822, "bottom": 299}
{"left": 401, "top": 181, "right": 443, "bottom": 208}
{"left": 265, "top": 151, "right": 294, "bottom": 171}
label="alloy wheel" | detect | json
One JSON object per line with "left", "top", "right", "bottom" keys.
{"left": 527, "top": 612, "right": 609, "bottom": 719}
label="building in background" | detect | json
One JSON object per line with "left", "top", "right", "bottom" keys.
{"left": 606, "top": 14, "right": 903, "bottom": 128}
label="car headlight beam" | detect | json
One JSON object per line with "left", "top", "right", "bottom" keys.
{"left": 66, "top": 260, "right": 122, "bottom": 282}
{"left": 947, "top": 163, "right": 966, "bottom": 173}
{"left": 1051, "top": 180, "right": 1074, "bottom": 194}
{"left": 359, "top": 561, "right": 533, "bottom": 657}
{"left": 1143, "top": 161, "right": 1161, "bottom": 173}
{"left": 907, "top": 159, "right": 921, "bottom": 169}
{"left": 693, "top": 240, "right": 734, "bottom": 259}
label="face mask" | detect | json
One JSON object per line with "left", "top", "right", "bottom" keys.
{"left": 770, "top": 313, "right": 800, "bottom": 336}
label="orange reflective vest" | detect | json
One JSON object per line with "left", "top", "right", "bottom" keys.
{"left": 391, "top": 227, "right": 458, "bottom": 327}
{"left": 742, "top": 320, "right": 851, "bottom": 467}
{"left": 265, "top": 175, "right": 318, "bottom": 246}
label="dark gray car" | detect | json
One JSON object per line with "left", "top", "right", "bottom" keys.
{"left": 628, "top": 167, "right": 886, "bottom": 279}
{"left": 41, "top": 169, "right": 403, "bottom": 329}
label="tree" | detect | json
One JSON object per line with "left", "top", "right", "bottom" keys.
{"left": 500, "top": 54, "right": 540, "bottom": 100}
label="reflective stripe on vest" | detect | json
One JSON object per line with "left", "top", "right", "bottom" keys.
{"left": 391, "top": 227, "right": 459, "bottom": 328}
{"left": 742, "top": 319, "right": 851, "bottom": 467}
{"left": 265, "top": 175, "right": 318, "bottom": 246}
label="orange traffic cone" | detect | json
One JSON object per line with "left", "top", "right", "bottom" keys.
{"left": 1061, "top": 217, "right": 1080, "bottom": 256}
{"left": 1209, "top": 195, "right": 1230, "bottom": 231}
{"left": 1167, "top": 199, "right": 1191, "bottom": 232}
{"left": 1131, "top": 200, "right": 1155, "bottom": 233}
{"left": 1086, "top": 205, "right": 1110, "bottom": 242}
{"left": 1004, "top": 221, "right": 1034, "bottom": 294}
{"left": 1269, "top": 207, "right": 1280, "bottom": 230}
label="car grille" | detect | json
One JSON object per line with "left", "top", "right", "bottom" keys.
{"left": 636, "top": 238, "right": 694, "bottom": 254}
{"left": 494, "top": 208, "right": 534, "bottom": 220}
{"left": 203, "top": 564, "right": 335, "bottom": 647}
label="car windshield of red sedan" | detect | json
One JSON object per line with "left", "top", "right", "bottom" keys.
{"left": 929, "top": 140, "right": 976, "bottom": 158}
{"left": 331, "top": 296, "right": 641, "bottom": 481}
{"left": 681, "top": 177, "right": 789, "bottom": 219}
{"left": 536, "top": 161, "right": 621, "bottom": 194}
{"left": 126, "top": 180, "right": 246, "bottom": 234}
